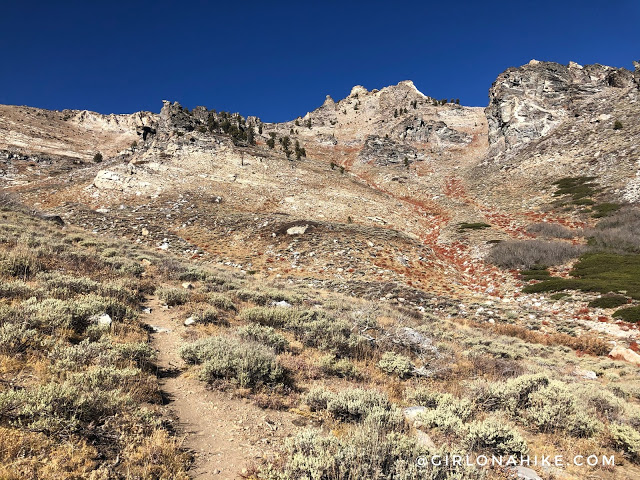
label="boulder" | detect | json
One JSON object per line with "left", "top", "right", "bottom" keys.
{"left": 609, "top": 345, "right": 640, "bottom": 366}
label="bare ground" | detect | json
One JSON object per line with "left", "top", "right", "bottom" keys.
{"left": 144, "top": 295, "right": 300, "bottom": 479}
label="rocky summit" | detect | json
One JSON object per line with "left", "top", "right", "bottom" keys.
{"left": 2, "top": 60, "right": 640, "bottom": 480}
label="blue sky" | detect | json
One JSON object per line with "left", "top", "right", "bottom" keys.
{"left": 1, "top": 1, "right": 638, "bottom": 122}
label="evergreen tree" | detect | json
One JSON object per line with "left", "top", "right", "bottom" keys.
{"left": 267, "top": 132, "right": 276, "bottom": 149}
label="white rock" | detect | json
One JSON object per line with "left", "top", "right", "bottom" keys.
{"left": 287, "top": 225, "right": 308, "bottom": 235}
{"left": 159, "top": 243, "right": 169, "bottom": 250}
{"left": 90, "top": 313, "right": 112, "bottom": 327}
{"left": 515, "top": 466, "right": 542, "bottom": 480}
{"left": 574, "top": 368, "right": 597, "bottom": 380}
{"left": 182, "top": 282, "right": 194, "bottom": 290}
{"left": 184, "top": 317, "right": 196, "bottom": 326}
{"left": 609, "top": 345, "right": 640, "bottom": 366}
{"left": 272, "top": 300, "right": 292, "bottom": 308}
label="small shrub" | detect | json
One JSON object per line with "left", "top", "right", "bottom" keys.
{"left": 613, "top": 120, "right": 623, "bottom": 130}
{"left": 0, "top": 249, "right": 42, "bottom": 279}
{"left": 459, "top": 222, "right": 491, "bottom": 231}
{"left": 526, "top": 223, "right": 575, "bottom": 239}
{"left": 609, "top": 423, "right": 640, "bottom": 462}
{"left": 317, "top": 354, "right": 359, "bottom": 378}
{"left": 486, "top": 240, "right": 584, "bottom": 269}
{"left": 592, "top": 202, "right": 622, "bottom": 218}
{"left": 464, "top": 419, "right": 528, "bottom": 456}
{"left": 588, "top": 294, "right": 629, "bottom": 309}
{"left": 377, "top": 352, "right": 413, "bottom": 378}
{"left": 93, "top": 152, "right": 103, "bottom": 163}
{"left": 180, "top": 336, "right": 283, "bottom": 388}
{"left": 613, "top": 306, "right": 640, "bottom": 323}
{"left": 208, "top": 293, "right": 236, "bottom": 311}
{"left": 305, "top": 387, "right": 390, "bottom": 424}
{"left": 157, "top": 287, "right": 189, "bottom": 306}
{"left": 240, "top": 306, "right": 298, "bottom": 327}
{"left": 194, "top": 307, "right": 225, "bottom": 325}
{"left": 237, "top": 324, "right": 289, "bottom": 353}
{"left": 0, "top": 323, "right": 40, "bottom": 354}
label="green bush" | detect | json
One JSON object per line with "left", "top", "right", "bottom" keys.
{"left": 180, "top": 336, "right": 283, "bottom": 388}
{"left": 378, "top": 352, "right": 413, "bottom": 378}
{"left": 194, "top": 307, "right": 225, "bottom": 325}
{"left": 458, "top": 222, "right": 491, "bottom": 231}
{"left": 237, "top": 324, "right": 289, "bottom": 353}
{"left": 417, "top": 394, "right": 474, "bottom": 435}
{"left": 613, "top": 306, "right": 640, "bottom": 323}
{"left": 157, "top": 287, "right": 190, "bottom": 306}
{"left": 589, "top": 294, "right": 629, "bottom": 309}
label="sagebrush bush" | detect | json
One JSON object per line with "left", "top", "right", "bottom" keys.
{"left": 208, "top": 292, "right": 237, "bottom": 311}
{"left": 240, "top": 306, "right": 298, "bottom": 327}
{"left": 305, "top": 387, "right": 390, "bottom": 423}
{"left": 180, "top": 336, "right": 283, "bottom": 388}
{"left": 37, "top": 272, "right": 99, "bottom": 296}
{"left": 317, "top": 354, "right": 359, "bottom": 378}
{"left": 237, "top": 324, "right": 289, "bottom": 353}
{"left": 0, "top": 248, "right": 42, "bottom": 279}
{"left": 416, "top": 394, "right": 474, "bottom": 435}
{"left": 526, "top": 222, "right": 576, "bottom": 239}
{"left": 464, "top": 418, "right": 528, "bottom": 456}
{"left": 587, "top": 208, "right": 640, "bottom": 254}
{"left": 0, "top": 382, "right": 129, "bottom": 435}
{"left": 193, "top": 307, "right": 225, "bottom": 325}
{"left": 0, "top": 323, "right": 41, "bottom": 354}
{"left": 486, "top": 240, "right": 585, "bottom": 269}
{"left": 609, "top": 423, "right": 640, "bottom": 462}
{"left": 157, "top": 287, "right": 190, "bottom": 306}
{"left": 378, "top": 351, "right": 413, "bottom": 378}
{"left": 261, "top": 427, "right": 481, "bottom": 480}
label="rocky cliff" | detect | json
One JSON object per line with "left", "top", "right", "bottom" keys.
{"left": 486, "top": 59, "right": 639, "bottom": 155}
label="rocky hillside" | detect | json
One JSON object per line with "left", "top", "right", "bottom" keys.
{"left": 3, "top": 59, "right": 640, "bottom": 480}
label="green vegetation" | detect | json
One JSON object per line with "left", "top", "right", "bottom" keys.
{"left": 0, "top": 209, "right": 190, "bottom": 478}
{"left": 180, "top": 336, "right": 284, "bottom": 388}
{"left": 377, "top": 351, "right": 414, "bottom": 378}
{"left": 157, "top": 286, "right": 190, "bottom": 306}
{"left": 523, "top": 253, "right": 640, "bottom": 299}
{"left": 552, "top": 176, "right": 600, "bottom": 203}
{"left": 614, "top": 120, "right": 624, "bottom": 130}
{"left": 588, "top": 294, "right": 629, "bottom": 309}
{"left": 93, "top": 152, "right": 103, "bottom": 163}
{"left": 592, "top": 202, "right": 622, "bottom": 218}
{"left": 612, "top": 306, "right": 640, "bottom": 323}
{"left": 458, "top": 222, "right": 491, "bottom": 231}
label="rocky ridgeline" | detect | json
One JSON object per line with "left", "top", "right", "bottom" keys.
{"left": 486, "top": 59, "right": 640, "bottom": 155}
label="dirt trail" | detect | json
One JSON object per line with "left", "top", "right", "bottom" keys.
{"left": 143, "top": 295, "right": 299, "bottom": 479}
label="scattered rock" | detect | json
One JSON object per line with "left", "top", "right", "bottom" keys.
{"left": 573, "top": 368, "right": 597, "bottom": 380}
{"left": 89, "top": 313, "right": 112, "bottom": 327}
{"left": 184, "top": 317, "right": 196, "bottom": 326}
{"left": 286, "top": 225, "right": 308, "bottom": 235}
{"left": 182, "top": 282, "right": 194, "bottom": 290}
{"left": 514, "top": 466, "right": 542, "bottom": 480}
{"left": 609, "top": 345, "right": 640, "bottom": 366}
{"left": 272, "top": 300, "right": 292, "bottom": 308}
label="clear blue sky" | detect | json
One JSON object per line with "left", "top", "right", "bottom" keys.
{"left": 2, "top": 0, "right": 638, "bottom": 122}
